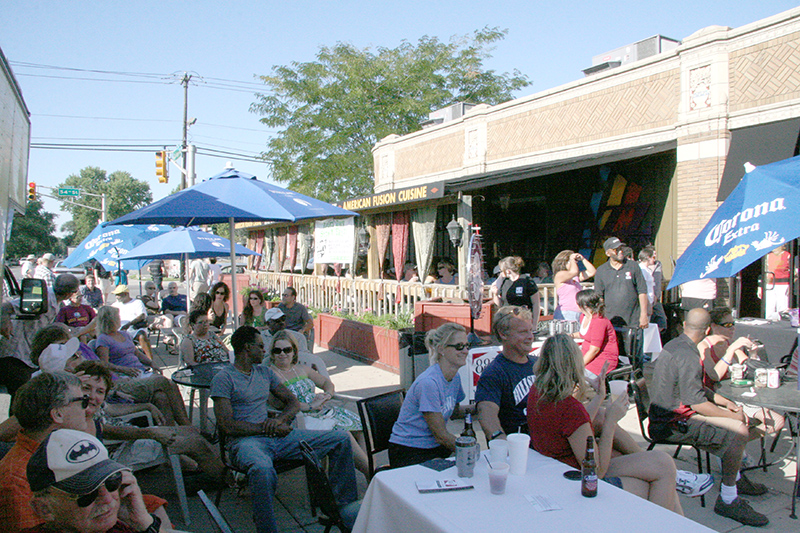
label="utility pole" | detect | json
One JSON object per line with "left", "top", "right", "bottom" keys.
{"left": 181, "top": 72, "right": 191, "bottom": 191}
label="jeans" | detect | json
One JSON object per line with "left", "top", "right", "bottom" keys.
{"left": 230, "top": 429, "right": 357, "bottom": 533}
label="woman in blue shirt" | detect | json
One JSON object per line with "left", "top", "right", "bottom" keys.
{"left": 389, "top": 322, "right": 475, "bottom": 468}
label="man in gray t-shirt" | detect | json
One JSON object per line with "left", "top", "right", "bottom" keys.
{"left": 211, "top": 326, "right": 357, "bottom": 533}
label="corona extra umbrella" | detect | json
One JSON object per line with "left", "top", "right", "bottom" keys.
{"left": 122, "top": 226, "right": 259, "bottom": 261}
{"left": 60, "top": 221, "right": 172, "bottom": 271}
{"left": 108, "top": 167, "right": 357, "bottom": 324}
{"left": 668, "top": 154, "right": 800, "bottom": 289}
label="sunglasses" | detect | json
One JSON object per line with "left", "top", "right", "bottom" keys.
{"left": 62, "top": 471, "right": 123, "bottom": 508}
{"left": 216, "top": 290, "right": 226, "bottom": 295}
{"left": 446, "top": 343, "right": 469, "bottom": 351}
{"left": 68, "top": 396, "right": 90, "bottom": 409}
{"left": 716, "top": 322, "right": 735, "bottom": 328}
{"left": 272, "top": 346, "right": 294, "bottom": 355}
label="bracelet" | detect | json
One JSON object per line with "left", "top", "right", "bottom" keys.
{"left": 721, "top": 358, "right": 731, "bottom": 366}
{"left": 489, "top": 430, "right": 503, "bottom": 441}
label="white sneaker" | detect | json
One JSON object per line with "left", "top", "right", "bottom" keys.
{"left": 676, "top": 470, "right": 714, "bottom": 497}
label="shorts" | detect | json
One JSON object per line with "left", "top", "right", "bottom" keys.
{"left": 651, "top": 415, "right": 736, "bottom": 456}
{"left": 603, "top": 476, "right": 624, "bottom": 489}
{"left": 114, "top": 373, "right": 166, "bottom": 403}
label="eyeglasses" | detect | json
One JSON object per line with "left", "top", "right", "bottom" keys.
{"left": 272, "top": 346, "right": 294, "bottom": 355}
{"left": 216, "top": 290, "right": 226, "bottom": 295}
{"left": 717, "top": 321, "right": 735, "bottom": 328}
{"left": 446, "top": 343, "right": 469, "bottom": 351}
{"left": 249, "top": 296, "right": 261, "bottom": 301}
{"left": 60, "top": 471, "right": 123, "bottom": 508}
{"left": 68, "top": 396, "right": 90, "bottom": 409}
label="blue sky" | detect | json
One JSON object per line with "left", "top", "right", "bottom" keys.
{"left": 3, "top": 1, "right": 798, "bottom": 233}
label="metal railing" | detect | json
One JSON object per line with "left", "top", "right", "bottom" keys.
{"left": 249, "top": 271, "right": 562, "bottom": 317}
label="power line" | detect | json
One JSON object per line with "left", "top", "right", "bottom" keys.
{"left": 30, "top": 114, "right": 274, "bottom": 133}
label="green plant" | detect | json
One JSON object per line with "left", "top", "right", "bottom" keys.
{"left": 321, "top": 309, "right": 413, "bottom": 330}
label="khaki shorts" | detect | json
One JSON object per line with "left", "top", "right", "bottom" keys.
{"left": 114, "top": 373, "right": 166, "bottom": 403}
{"left": 657, "top": 414, "right": 737, "bottom": 456}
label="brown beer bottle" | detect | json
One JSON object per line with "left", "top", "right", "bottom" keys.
{"left": 461, "top": 412, "right": 476, "bottom": 438}
{"left": 581, "top": 436, "right": 598, "bottom": 497}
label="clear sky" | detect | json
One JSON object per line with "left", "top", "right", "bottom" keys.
{"left": 3, "top": 1, "right": 798, "bottom": 234}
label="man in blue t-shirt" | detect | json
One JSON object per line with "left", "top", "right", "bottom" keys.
{"left": 476, "top": 306, "right": 537, "bottom": 440}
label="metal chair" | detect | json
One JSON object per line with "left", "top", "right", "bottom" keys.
{"left": 356, "top": 389, "right": 405, "bottom": 477}
{"left": 606, "top": 326, "right": 645, "bottom": 387}
{"left": 104, "top": 410, "right": 191, "bottom": 525}
{"left": 630, "top": 377, "right": 711, "bottom": 507}
{"left": 300, "top": 440, "right": 359, "bottom": 533}
{"left": 197, "top": 489, "right": 234, "bottom": 533}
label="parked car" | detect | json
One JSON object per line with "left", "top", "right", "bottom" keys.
{"left": 221, "top": 263, "right": 247, "bottom": 274}
{"left": 53, "top": 260, "right": 88, "bottom": 282}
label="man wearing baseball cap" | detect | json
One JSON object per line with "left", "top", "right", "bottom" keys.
{"left": 262, "top": 307, "right": 309, "bottom": 353}
{"left": 593, "top": 237, "right": 649, "bottom": 329}
{"left": 34, "top": 254, "right": 57, "bottom": 288}
{"left": 25, "top": 429, "right": 160, "bottom": 533}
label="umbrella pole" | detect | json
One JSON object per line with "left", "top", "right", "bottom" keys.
{"left": 230, "top": 217, "right": 239, "bottom": 330}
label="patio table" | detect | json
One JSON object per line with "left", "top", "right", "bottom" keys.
{"left": 718, "top": 378, "right": 800, "bottom": 518}
{"left": 353, "top": 448, "right": 714, "bottom": 533}
{"left": 171, "top": 361, "right": 231, "bottom": 432}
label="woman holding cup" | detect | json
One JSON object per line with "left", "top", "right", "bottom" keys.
{"left": 527, "top": 334, "right": 684, "bottom": 514}
{"left": 388, "top": 322, "right": 476, "bottom": 468}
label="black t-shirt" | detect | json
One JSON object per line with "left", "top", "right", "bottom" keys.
{"left": 94, "top": 262, "right": 111, "bottom": 279}
{"left": 500, "top": 275, "right": 539, "bottom": 309}
{"left": 148, "top": 259, "right": 164, "bottom": 277}
{"left": 648, "top": 334, "right": 708, "bottom": 427}
{"left": 593, "top": 259, "right": 646, "bottom": 327}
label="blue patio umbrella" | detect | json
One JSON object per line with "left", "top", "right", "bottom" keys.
{"left": 668, "top": 154, "right": 800, "bottom": 289}
{"left": 60, "top": 221, "right": 173, "bottom": 271}
{"left": 108, "top": 167, "right": 357, "bottom": 324}
{"left": 122, "top": 227, "right": 259, "bottom": 261}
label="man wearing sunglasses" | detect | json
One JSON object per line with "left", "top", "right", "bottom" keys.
{"left": 26, "top": 429, "right": 159, "bottom": 533}
{"left": 0, "top": 372, "right": 90, "bottom": 532}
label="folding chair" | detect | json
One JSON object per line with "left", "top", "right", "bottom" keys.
{"left": 300, "top": 440, "right": 360, "bottom": 533}
{"left": 197, "top": 489, "right": 234, "bottom": 533}
{"left": 606, "top": 326, "right": 644, "bottom": 387}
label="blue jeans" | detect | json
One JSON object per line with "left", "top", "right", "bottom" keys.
{"left": 230, "top": 429, "right": 357, "bottom": 533}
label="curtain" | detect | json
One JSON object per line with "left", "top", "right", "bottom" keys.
{"left": 374, "top": 212, "right": 392, "bottom": 277}
{"left": 274, "top": 228, "right": 287, "bottom": 273}
{"left": 247, "top": 232, "right": 257, "bottom": 271}
{"left": 412, "top": 207, "right": 437, "bottom": 283}
{"left": 287, "top": 225, "right": 298, "bottom": 272}
{"left": 264, "top": 229, "right": 275, "bottom": 272}
{"left": 392, "top": 211, "right": 410, "bottom": 303}
{"left": 298, "top": 224, "right": 311, "bottom": 274}
{"left": 253, "top": 230, "right": 264, "bottom": 271}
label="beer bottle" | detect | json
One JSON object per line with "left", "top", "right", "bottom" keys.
{"left": 581, "top": 436, "right": 598, "bottom": 497}
{"left": 461, "top": 412, "right": 476, "bottom": 439}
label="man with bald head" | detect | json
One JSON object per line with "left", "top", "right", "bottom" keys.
{"left": 650, "top": 308, "right": 769, "bottom": 527}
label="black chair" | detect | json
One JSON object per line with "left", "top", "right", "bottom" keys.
{"left": 214, "top": 425, "right": 314, "bottom": 514}
{"left": 630, "top": 378, "right": 711, "bottom": 507}
{"left": 356, "top": 389, "right": 405, "bottom": 477}
{"left": 300, "top": 440, "right": 359, "bottom": 533}
{"left": 606, "top": 326, "right": 644, "bottom": 387}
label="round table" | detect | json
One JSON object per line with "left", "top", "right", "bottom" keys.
{"left": 171, "top": 361, "right": 231, "bottom": 431}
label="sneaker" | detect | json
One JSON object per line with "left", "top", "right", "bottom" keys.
{"left": 714, "top": 496, "right": 769, "bottom": 527}
{"left": 675, "top": 470, "right": 714, "bottom": 497}
{"left": 737, "top": 474, "right": 768, "bottom": 496}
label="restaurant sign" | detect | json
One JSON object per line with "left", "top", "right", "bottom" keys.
{"left": 337, "top": 182, "right": 445, "bottom": 211}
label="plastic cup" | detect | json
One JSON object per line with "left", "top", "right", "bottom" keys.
{"left": 506, "top": 433, "right": 530, "bottom": 475}
{"left": 488, "top": 462, "right": 510, "bottom": 495}
{"left": 489, "top": 439, "right": 509, "bottom": 463}
{"left": 608, "top": 380, "right": 628, "bottom": 400}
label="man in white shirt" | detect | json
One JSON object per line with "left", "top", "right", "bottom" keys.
{"left": 111, "top": 284, "right": 154, "bottom": 362}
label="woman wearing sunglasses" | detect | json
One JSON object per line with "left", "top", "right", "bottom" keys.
{"left": 700, "top": 308, "right": 784, "bottom": 436}
{"left": 180, "top": 309, "right": 229, "bottom": 365}
{"left": 265, "top": 331, "right": 369, "bottom": 476}
{"left": 388, "top": 322, "right": 475, "bottom": 468}
{"left": 208, "top": 281, "right": 230, "bottom": 331}
{"left": 239, "top": 289, "right": 269, "bottom": 332}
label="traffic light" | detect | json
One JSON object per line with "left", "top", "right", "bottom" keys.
{"left": 156, "top": 151, "right": 168, "bottom": 183}
{"left": 27, "top": 182, "right": 36, "bottom": 201}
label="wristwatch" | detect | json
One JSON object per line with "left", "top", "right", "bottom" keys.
{"left": 136, "top": 514, "right": 161, "bottom": 533}
{"left": 489, "top": 430, "right": 503, "bottom": 441}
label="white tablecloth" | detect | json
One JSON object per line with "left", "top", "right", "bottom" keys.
{"left": 353, "top": 449, "right": 713, "bottom": 533}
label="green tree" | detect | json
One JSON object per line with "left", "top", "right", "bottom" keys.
{"left": 6, "top": 198, "right": 63, "bottom": 258}
{"left": 251, "top": 27, "right": 529, "bottom": 202}
{"left": 58, "top": 167, "right": 152, "bottom": 245}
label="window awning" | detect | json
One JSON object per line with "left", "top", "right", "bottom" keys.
{"left": 445, "top": 141, "right": 676, "bottom": 193}
{"left": 717, "top": 118, "right": 800, "bottom": 201}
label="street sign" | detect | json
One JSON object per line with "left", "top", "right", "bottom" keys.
{"left": 171, "top": 147, "right": 182, "bottom": 161}
{"left": 58, "top": 187, "right": 81, "bottom": 197}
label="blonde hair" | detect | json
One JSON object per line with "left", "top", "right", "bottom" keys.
{"left": 269, "top": 330, "right": 299, "bottom": 365}
{"left": 96, "top": 306, "right": 121, "bottom": 335}
{"left": 502, "top": 256, "right": 524, "bottom": 274}
{"left": 551, "top": 250, "right": 574, "bottom": 274}
{"left": 492, "top": 305, "right": 532, "bottom": 340}
{"left": 425, "top": 322, "right": 467, "bottom": 366}
{"left": 533, "top": 334, "right": 587, "bottom": 405}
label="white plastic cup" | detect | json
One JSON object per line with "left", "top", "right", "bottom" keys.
{"left": 489, "top": 439, "right": 509, "bottom": 463}
{"left": 506, "top": 433, "right": 530, "bottom": 476}
{"left": 488, "top": 462, "right": 510, "bottom": 494}
{"left": 608, "top": 380, "right": 628, "bottom": 400}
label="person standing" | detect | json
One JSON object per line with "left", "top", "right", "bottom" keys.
{"left": 552, "top": 250, "right": 596, "bottom": 322}
{"left": 680, "top": 278, "right": 717, "bottom": 314}
{"left": 148, "top": 258, "right": 165, "bottom": 291}
{"left": 20, "top": 255, "right": 35, "bottom": 279}
{"left": 93, "top": 260, "right": 114, "bottom": 304}
{"left": 593, "top": 237, "right": 648, "bottom": 329}
{"left": 492, "top": 256, "right": 541, "bottom": 331}
{"left": 207, "top": 258, "right": 222, "bottom": 287}
{"left": 188, "top": 257, "right": 210, "bottom": 300}
{"left": 33, "top": 254, "right": 56, "bottom": 288}
{"left": 764, "top": 244, "right": 791, "bottom": 320}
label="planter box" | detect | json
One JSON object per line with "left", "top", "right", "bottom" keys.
{"left": 314, "top": 313, "right": 402, "bottom": 374}
{"left": 414, "top": 301, "right": 494, "bottom": 336}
